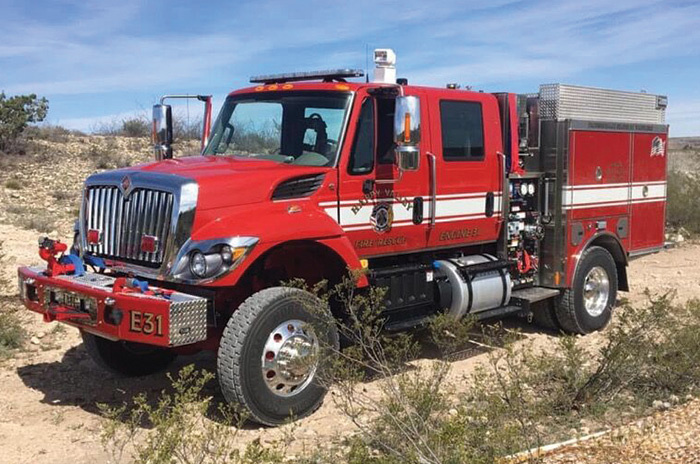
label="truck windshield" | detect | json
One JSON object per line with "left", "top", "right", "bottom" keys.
{"left": 203, "top": 91, "right": 352, "bottom": 167}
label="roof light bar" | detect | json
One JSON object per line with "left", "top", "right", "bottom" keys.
{"left": 249, "top": 69, "right": 364, "bottom": 84}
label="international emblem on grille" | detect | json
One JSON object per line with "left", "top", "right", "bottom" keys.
{"left": 650, "top": 136, "right": 665, "bottom": 157}
{"left": 120, "top": 175, "right": 133, "bottom": 197}
{"left": 370, "top": 203, "right": 393, "bottom": 233}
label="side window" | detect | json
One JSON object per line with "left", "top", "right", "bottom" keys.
{"left": 376, "top": 97, "right": 396, "bottom": 165}
{"left": 440, "top": 100, "right": 484, "bottom": 161}
{"left": 349, "top": 98, "right": 375, "bottom": 174}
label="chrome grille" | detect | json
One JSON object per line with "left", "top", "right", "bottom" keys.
{"left": 85, "top": 186, "right": 174, "bottom": 266}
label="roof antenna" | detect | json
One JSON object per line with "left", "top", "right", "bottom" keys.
{"left": 365, "top": 44, "right": 369, "bottom": 83}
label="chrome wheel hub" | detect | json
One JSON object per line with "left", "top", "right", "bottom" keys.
{"left": 261, "top": 319, "right": 319, "bottom": 397}
{"left": 583, "top": 266, "right": 610, "bottom": 317}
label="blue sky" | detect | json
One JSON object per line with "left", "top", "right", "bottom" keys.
{"left": 1, "top": 0, "right": 698, "bottom": 136}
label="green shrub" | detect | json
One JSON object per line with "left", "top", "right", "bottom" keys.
{"left": 100, "top": 365, "right": 284, "bottom": 464}
{"left": 0, "top": 92, "right": 49, "bottom": 153}
{"left": 667, "top": 169, "right": 700, "bottom": 235}
{"left": 120, "top": 117, "right": 150, "bottom": 138}
{"left": 0, "top": 312, "right": 25, "bottom": 359}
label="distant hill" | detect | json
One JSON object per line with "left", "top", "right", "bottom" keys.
{"left": 669, "top": 137, "right": 700, "bottom": 150}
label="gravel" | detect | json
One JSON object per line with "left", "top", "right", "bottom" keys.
{"left": 543, "top": 399, "right": 700, "bottom": 463}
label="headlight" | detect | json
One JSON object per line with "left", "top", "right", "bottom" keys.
{"left": 221, "top": 245, "right": 234, "bottom": 265}
{"left": 190, "top": 251, "right": 207, "bottom": 278}
{"left": 172, "top": 237, "right": 259, "bottom": 283}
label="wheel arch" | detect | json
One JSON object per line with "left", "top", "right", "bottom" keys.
{"left": 221, "top": 238, "right": 362, "bottom": 319}
{"left": 573, "top": 232, "right": 629, "bottom": 291}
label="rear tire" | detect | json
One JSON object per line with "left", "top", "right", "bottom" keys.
{"left": 532, "top": 300, "right": 561, "bottom": 331}
{"left": 217, "top": 287, "right": 339, "bottom": 426}
{"left": 555, "top": 246, "right": 618, "bottom": 334}
{"left": 81, "top": 332, "right": 176, "bottom": 376}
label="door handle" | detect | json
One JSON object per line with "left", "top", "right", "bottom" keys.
{"left": 485, "top": 192, "right": 494, "bottom": 217}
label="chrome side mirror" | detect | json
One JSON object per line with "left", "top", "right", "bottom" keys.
{"left": 152, "top": 104, "right": 173, "bottom": 160}
{"left": 394, "top": 96, "right": 421, "bottom": 171}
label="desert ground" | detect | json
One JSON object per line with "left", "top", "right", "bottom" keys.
{"left": 0, "top": 135, "right": 699, "bottom": 463}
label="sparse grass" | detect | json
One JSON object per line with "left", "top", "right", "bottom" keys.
{"left": 19, "top": 213, "right": 57, "bottom": 233}
{"left": 51, "top": 189, "right": 74, "bottom": 201}
{"left": 4, "top": 178, "right": 22, "bottom": 190}
{"left": 97, "top": 277, "right": 700, "bottom": 464}
{"left": 88, "top": 142, "right": 132, "bottom": 170}
{"left": 6, "top": 203, "right": 27, "bottom": 214}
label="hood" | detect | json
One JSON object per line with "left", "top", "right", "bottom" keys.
{"left": 92, "top": 155, "right": 330, "bottom": 210}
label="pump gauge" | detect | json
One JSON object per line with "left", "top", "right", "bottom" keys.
{"left": 519, "top": 183, "right": 528, "bottom": 197}
{"left": 528, "top": 183, "right": 535, "bottom": 195}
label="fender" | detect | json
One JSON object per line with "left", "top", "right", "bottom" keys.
{"left": 191, "top": 201, "right": 366, "bottom": 287}
{"left": 567, "top": 231, "right": 628, "bottom": 288}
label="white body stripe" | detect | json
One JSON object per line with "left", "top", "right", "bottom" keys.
{"left": 563, "top": 181, "right": 666, "bottom": 210}
{"left": 321, "top": 192, "right": 501, "bottom": 231}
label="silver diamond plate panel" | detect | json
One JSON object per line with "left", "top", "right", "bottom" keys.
{"left": 56, "top": 272, "right": 115, "bottom": 290}
{"left": 169, "top": 294, "right": 208, "bottom": 347}
{"left": 539, "top": 83, "right": 666, "bottom": 124}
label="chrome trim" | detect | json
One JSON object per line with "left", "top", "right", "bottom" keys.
{"left": 261, "top": 319, "right": 319, "bottom": 398}
{"left": 582, "top": 266, "right": 610, "bottom": 317}
{"left": 427, "top": 152, "right": 437, "bottom": 227}
{"left": 332, "top": 91, "right": 355, "bottom": 169}
{"left": 80, "top": 170, "right": 199, "bottom": 281}
{"left": 628, "top": 246, "right": 662, "bottom": 259}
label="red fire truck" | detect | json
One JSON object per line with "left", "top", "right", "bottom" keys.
{"left": 17, "top": 49, "right": 668, "bottom": 425}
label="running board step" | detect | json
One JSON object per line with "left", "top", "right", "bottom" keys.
{"left": 510, "top": 287, "right": 560, "bottom": 311}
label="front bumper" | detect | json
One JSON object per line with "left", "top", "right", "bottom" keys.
{"left": 18, "top": 267, "right": 209, "bottom": 347}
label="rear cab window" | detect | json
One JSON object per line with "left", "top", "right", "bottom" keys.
{"left": 439, "top": 100, "right": 484, "bottom": 161}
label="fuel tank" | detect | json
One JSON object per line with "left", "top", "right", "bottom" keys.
{"left": 434, "top": 254, "right": 512, "bottom": 317}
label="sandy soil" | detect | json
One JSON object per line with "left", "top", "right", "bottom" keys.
{"left": 1, "top": 215, "right": 698, "bottom": 463}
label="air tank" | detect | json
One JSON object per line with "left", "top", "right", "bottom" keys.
{"left": 434, "top": 254, "right": 512, "bottom": 317}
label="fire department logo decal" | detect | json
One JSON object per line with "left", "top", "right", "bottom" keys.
{"left": 650, "top": 136, "right": 665, "bottom": 157}
{"left": 370, "top": 203, "right": 393, "bottom": 234}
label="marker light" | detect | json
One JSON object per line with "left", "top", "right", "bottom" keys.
{"left": 404, "top": 113, "right": 411, "bottom": 143}
{"left": 87, "top": 229, "right": 101, "bottom": 244}
{"left": 140, "top": 235, "right": 159, "bottom": 254}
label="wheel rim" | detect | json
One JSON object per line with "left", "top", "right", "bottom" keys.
{"left": 261, "top": 319, "right": 319, "bottom": 398}
{"left": 583, "top": 266, "right": 610, "bottom": 317}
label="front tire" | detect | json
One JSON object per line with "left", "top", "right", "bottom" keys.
{"left": 217, "top": 287, "right": 339, "bottom": 426}
{"left": 555, "top": 246, "right": 618, "bottom": 334}
{"left": 81, "top": 332, "right": 176, "bottom": 376}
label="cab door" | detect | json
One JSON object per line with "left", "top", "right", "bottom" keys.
{"left": 334, "top": 88, "right": 431, "bottom": 257}
{"left": 424, "top": 91, "right": 502, "bottom": 248}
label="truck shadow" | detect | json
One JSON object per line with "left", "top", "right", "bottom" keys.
{"left": 16, "top": 316, "right": 560, "bottom": 428}
{"left": 15, "top": 344, "right": 254, "bottom": 428}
